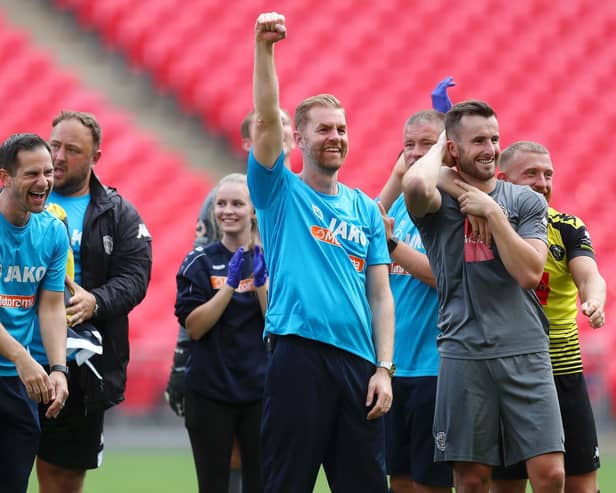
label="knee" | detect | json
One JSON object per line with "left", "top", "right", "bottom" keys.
{"left": 454, "top": 469, "right": 490, "bottom": 492}
{"left": 389, "top": 475, "right": 414, "bottom": 493}
{"left": 538, "top": 463, "right": 564, "bottom": 492}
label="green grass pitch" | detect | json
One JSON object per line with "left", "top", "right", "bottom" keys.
{"left": 28, "top": 450, "right": 616, "bottom": 492}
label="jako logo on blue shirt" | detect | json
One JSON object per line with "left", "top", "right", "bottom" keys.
{"left": 0, "top": 264, "right": 47, "bottom": 282}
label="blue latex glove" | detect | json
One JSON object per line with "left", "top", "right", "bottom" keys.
{"left": 253, "top": 245, "right": 268, "bottom": 287}
{"left": 431, "top": 76, "right": 456, "bottom": 113}
{"left": 226, "top": 247, "right": 245, "bottom": 288}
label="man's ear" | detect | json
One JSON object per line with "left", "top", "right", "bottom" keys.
{"left": 496, "top": 170, "right": 507, "bottom": 180}
{"left": 446, "top": 139, "right": 457, "bottom": 159}
{"left": 0, "top": 168, "right": 10, "bottom": 186}
{"left": 293, "top": 131, "right": 304, "bottom": 150}
{"left": 241, "top": 138, "right": 252, "bottom": 153}
{"left": 92, "top": 149, "right": 102, "bottom": 165}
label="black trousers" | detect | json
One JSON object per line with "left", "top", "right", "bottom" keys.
{"left": 185, "top": 389, "right": 263, "bottom": 493}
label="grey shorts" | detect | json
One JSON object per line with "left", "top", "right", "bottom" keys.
{"left": 433, "top": 353, "right": 564, "bottom": 466}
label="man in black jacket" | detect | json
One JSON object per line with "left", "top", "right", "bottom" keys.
{"left": 36, "top": 111, "right": 152, "bottom": 492}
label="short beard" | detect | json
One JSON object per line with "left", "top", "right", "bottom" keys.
{"left": 53, "top": 172, "right": 91, "bottom": 196}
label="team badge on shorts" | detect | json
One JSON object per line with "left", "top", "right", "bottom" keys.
{"left": 435, "top": 431, "right": 447, "bottom": 451}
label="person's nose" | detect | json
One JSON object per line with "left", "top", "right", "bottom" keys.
{"left": 53, "top": 146, "right": 66, "bottom": 163}
{"left": 535, "top": 174, "right": 548, "bottom": 192}
{"left": 484, "top": 141, "right": 497, "bottom": 156}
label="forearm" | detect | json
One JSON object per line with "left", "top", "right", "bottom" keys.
{"left": 578, "top": 276, "right": 606, "bottom": 306}
{"left": 390, "top": 245, "right": 436, "bottom": 288}
{"left": 438, "top": 167, "right": 462, "bottom": 198}
{"left": 0, "top": 324, "right": 30, "bottom": 365}
{"left": 367, "top": 265, "right": 395, "bottom": 362}
{"left": 185, "top": 286, "right": 235, "bottom": 340}
{"left": 39, "top": 307, "right": 67, "bottom": 367}
{"left": 253, "top": 41, "right": 283, "bottom": 167}
{"left": 255, "top": 285, "right": 268, "bottom": 317}
{"left": 571, "top": 257, "right": 606, "bottom": 307}
{"left": 254, "top": 42, "right": 280, "bottom": 123}
{"left": 402, "top": 138, "right": 445, "bottom": 217}
{"left": 378, "top": 153, "right": 405, "bottom": 211}
{"left": 371, "top": 292, "right": 395, "bottom": 362}
{"left": 486, "top": 209, "right": 546, "bottom": 288}
{"left": 38, "top": 289, "right": 67, "bottom": 366}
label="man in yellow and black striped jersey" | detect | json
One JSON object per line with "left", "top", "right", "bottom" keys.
{"left": 492, "top": 140, "right": 607, "bottom": 493}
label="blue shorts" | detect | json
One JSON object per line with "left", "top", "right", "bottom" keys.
{"left": 261, "top": 335, "right": 387, "bottom": 493}
{"left": 0, "top": 376, "right": 40, "bottom": 493}
{"left": 385, "top": 376, "right": 453, "bottom": 487}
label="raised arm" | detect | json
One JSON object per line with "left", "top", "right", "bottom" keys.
{"left": 570, "top": 256, "right": 607, "bottom": 328}
{"left": 253, "top": 12, "right": 287, "bottom": 168}
{"left": 402, "top": 131, "right": 447, "bottom": 218}
{"left": 377, "top": 152, "right": 405, "bottom": 212}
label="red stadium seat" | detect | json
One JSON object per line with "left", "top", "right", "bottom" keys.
{"left": 46, "top": 0, "right": 616, "bottom": 414}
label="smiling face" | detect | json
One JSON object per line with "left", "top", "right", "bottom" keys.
{"left": 500, "top": 150, "right": 554, "bottom": 202}
{"left": 449, "top": 115, "right": 500, "bottom": 182}
{"left": 214, "top": 181, "right": 255, "bottom": 241}
{"left": 403, "top": 119, "right": 443, "bottom": 169}
{"left": 1, "top": 146, "right": 53, "bottom": 224}
{"left": 296, "top": 105, "right": 348, "bottom": 174}
{"left": 49, "top": 118, "right": 101, "bottom": 197}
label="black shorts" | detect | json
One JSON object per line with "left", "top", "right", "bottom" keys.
{"left": 38, "top": 362, "right": 104, "bottom": 470}
{"left": 492, "top": 372, "right": 599, "bottom": 480}
{"left": 385, "top": 376, "right": 453, "bottom": 487}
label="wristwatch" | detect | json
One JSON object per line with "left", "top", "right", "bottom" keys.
{"left": 387, "top": 236, "right": 399, "bottom": 254}
{"left": 376, "top": 361, "right": 396, "bottom": 377}
{"left": 49, "top": 364, "right": 69, "bottom": 378}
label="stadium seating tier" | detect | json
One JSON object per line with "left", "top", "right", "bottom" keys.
{"left": 2, "top": 0, "right": 615, "bottom": 413}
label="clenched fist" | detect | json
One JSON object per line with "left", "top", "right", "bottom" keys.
{"left": 255, "top": 12, "right": 287, "bottom": 43}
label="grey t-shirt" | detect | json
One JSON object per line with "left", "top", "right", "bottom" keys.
{"left": 414, "top": 180, "right": 550, "bottom": 359}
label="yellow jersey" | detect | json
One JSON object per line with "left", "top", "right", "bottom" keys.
{"left": 535, "top": 207, "right": 595, "bottom": 375}
{"left": 46, "top": 202, "right": 75, "bottom": 281}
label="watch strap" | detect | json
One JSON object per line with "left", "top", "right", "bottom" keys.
{"left": 387, "top": 237, "right": 399, "bottom": 254}
{"left": 49, "top": 364, "right": 69, "bottom": 378}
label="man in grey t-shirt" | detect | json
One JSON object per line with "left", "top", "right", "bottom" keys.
{"left": 403, "top": 100, "right": 565, "bottom": 493}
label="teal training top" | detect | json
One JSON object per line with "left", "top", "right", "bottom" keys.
{"left": 0, "top": 210, "right": 68, "bottom": 375}
{"left": 248, "top": 150, "right": 389, "bottom": 363}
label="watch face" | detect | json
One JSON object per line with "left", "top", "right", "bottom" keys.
{"left": 378, "top": 361, "right": 395, "bottom": 376}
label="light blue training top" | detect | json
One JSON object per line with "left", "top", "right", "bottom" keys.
{"left": 48, "top": 191, "right": 90, "bottom": 284}
{"left": 0, "top": 210, "right": 68, "bottom": 375}
{"left": 248, "top": 150, "right": 389, "bottom": 364}
{"left": 30, "top": 195, "right": 89, "bottom": 365}
{"left": 387, "top": 194, "right": 440, "bottom": 377}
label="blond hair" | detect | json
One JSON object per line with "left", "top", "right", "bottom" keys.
{"left": 499, "top": 141, "right": 549, "bottom": 172}
{"left": 294, "top": 94, "right": 344, "bottom": 131}
{"left": 213, "top": 173, "right": 258, "bottom": 237}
